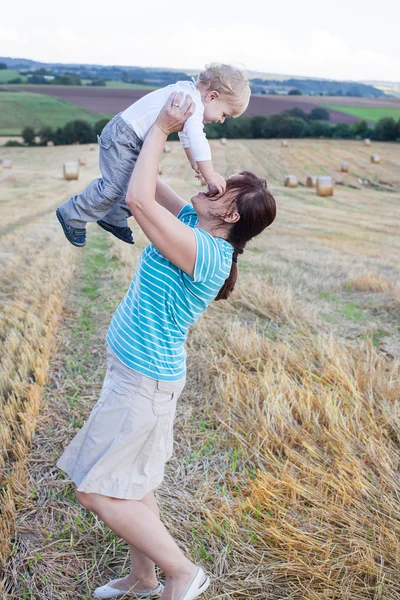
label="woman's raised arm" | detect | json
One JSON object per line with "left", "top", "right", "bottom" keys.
{"left": 155, "top": 177, "right": 188, "bottom": 217}
{"left": 125, "top": 93, "right": 198, "bottom": 277}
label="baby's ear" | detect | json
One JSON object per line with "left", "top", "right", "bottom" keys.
{"left": 207, "top": 90, "right": 219, "bottom": 101}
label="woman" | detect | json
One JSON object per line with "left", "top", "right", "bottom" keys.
{"left": 56, "top": 92, "right": 276, "bottom": 600}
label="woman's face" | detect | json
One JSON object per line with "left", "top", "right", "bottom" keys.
{"left": 191, "top": 181, "right": 238, "bottom": 222}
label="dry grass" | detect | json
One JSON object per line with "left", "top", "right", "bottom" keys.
{"left": 0, "top": 214, "right": 79, "bottom": 563}
{"left": 1, "top": 139, "right": 400, "bottom": 598}
{"left": 0, "top": 144, "right": 100, "bottom": 231}
{"left": 184, "top": 306, "right": 400, "bottom": 598}
{"left": 349, "top": 273, "right": 394, "bottom": 293}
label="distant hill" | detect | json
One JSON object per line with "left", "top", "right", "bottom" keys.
{"left": 0, "top": 57, "right": 393, "bottom": 98}
{"left": 251, "top": 77, "right": 386, "bottom": 98}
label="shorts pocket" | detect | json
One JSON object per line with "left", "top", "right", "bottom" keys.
{"left": 98, "top": 134, "right": 112, "bottom": 149}
{"left": 108, "top": 372, "right": 141, "bottom": 396}
{"left": 151, "top": 379, "right": 185, "bottom": 417}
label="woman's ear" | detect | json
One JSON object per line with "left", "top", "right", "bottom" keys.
{"left": 224, "top": 211, "right": 240, "bottom": 224}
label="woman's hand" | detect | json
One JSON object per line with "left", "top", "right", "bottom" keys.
{"left": 155, "top": 92, "right": 196, "bottom": 136}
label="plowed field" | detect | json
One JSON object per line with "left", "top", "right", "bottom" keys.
{"left": 9, "top": 85, "right": 400, "bottom": 123}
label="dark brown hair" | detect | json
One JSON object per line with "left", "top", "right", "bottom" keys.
{"left": 212, "top": 171, "right": 276, "bottom": 301}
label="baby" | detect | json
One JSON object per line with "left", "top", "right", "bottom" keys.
{"left": 56, "top": 63, "right": 251, "bottom": 247}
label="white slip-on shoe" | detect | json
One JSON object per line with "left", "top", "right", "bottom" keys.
{"left": 93, "top": 580, "right": 164, "bottom": 599}
{"left": 180, "top": 567, "right": 211, "bottom": 600}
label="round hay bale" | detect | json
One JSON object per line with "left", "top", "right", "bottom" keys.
{"left": 341, "top": 162, "right": 349, "bottom": 172}
{"left": 220, "top": 138, "right": 227, "bottom": 145}
{"left": 158, "top": 166, "right": 163, "bottom": 176}
{"left": 63, "top": 162, "right": 79, "bottom": 181}
{"left": 306, "top": 175, "right": 317, "bottom": 188}
{"left": 284, "top": 174, "right": 298, "bottom": 188}
{"left": 163, "top": 144, "right": 171, "bottom": 153}
{"left": 364, "top": 138, "right": 371, "bottom": 146}
{"left": 371, "top": 154, "right": 380, "bottom": 164}
{"left": 78, "top": 157, "right": 86, "bottom": 166}
{"left": 281, "top": 140, "right": 288, "bottom": 147}
{"left": 89, "top": 144, "right": 96, "bottom": 151}
{"left": 316, "top": 176, "right": 334, "bottom": 197}
{"left": 3, "top": 159, "right": 13, "bottom": 169}
{"left": 46, "top": 140, "right": 54, "bottom": 147}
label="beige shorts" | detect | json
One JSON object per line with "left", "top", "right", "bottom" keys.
{"left": 56, "top": 346, "right": 186, "bottom": 500}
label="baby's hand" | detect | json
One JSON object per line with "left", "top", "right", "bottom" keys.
{"left": 190, "top": 160, "right": 201, "bottom": 176}
{"left": 206, "top": 172, "right": 226, "bottom": 195}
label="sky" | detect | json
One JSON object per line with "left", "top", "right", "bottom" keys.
{"left": 1, "top": 0, "right": 400, "bottom": 82}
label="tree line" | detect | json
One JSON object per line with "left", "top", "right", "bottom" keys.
{"left": 202, "top": 110, "right": 400, "bottom": 142}
{"left": 8, "top": 119, "right": 110, "bottom": 147}
{"left": 9, "top": 111, "right": 400, "bottom": 148}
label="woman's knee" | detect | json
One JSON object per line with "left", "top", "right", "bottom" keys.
{"left": 76, "top": 489, "right": 97, "bottom": 511}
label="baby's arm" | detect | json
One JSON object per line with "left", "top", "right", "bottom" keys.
{"left": 183, "top": 147, "right": 200, "bottom": 175}
{"left": 196, "top": 161, "right": 226, "bottom": 194}
{"left": 181, "top": 111, "right": 226, "bottom": 194}
{"left": 178, "top": 130, "right": 199, "bottom": 174}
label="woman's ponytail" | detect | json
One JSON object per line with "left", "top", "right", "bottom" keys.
{"left": 214, "top": 171, "right": 276, "bottom": 302}
{"left": 215, "top": 249, "right": 242, "bottom": 301}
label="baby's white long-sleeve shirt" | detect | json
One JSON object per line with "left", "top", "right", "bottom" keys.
{"left": 121, "top": 80, "right": 211, "bottom": 162}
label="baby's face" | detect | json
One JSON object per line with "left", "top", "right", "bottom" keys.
{"left": 202, "top": 92, "right": 233, "bottom": 124}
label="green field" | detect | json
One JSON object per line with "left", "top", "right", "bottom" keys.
{"left": 0, "top": 91, "right": 109, "bottom": 135}
{"left": 327, "top": 104, "right": 400, "bottom": 123}
{"left": 0, "top": 69, "right": 28, "bottom": 83}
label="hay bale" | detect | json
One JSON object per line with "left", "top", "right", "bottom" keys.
{"left": 364, "top": 138, "right": 371, "bottom": 146}
{"left": 89, "top": 144, "right": 96, "bottom": 151}
{"left": 317, "top": 176, "right": 334, "bottom": 197}
{"left": 341, "top": 163, "right": 350, "bottom": 172}
{"left": 220, "top": 138, "right": 227, "bottom": 145}
{"left": 284, "top": 174, "right": 298, "bottom": 188}
{"left": 163, "top": 144, "right": 171, "bottom": 153}
{"left": 306, "top": 175, "right": 317, "bottom": 188}
{"left": 158, "top": 166, "right": 163, "bottom": 176}
{"left": 63, "top": 162, "right": 79, "bottom": 181}
{"left": 46, "top": 140, "right": 54, "bottom": 147}
{"left": 281, "top": 140, "right": 288, "bottom": 147}
{"left": 371, "top": 154, "right": 380, "bottom": 164}
{"left": 78, "top": 157, "right": 86, "bottom": 166}
{"left": 3, "top": 159, "right": 13, "bottom": 169}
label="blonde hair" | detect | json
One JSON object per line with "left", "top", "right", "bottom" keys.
{"left": 196, "top": 63, "right": 251, "bottom": 117}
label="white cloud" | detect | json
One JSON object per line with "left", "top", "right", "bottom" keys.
{"left": 0, "top": 26, "right": 22, "bottom": 46}
{"left": 0, "top": 22, "right": 399, "bottom": 82}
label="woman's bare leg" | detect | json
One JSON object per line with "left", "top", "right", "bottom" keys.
{"left": 128, "top": 492, "right": 160, "bottom": 584}
{"left": 101, "top": 491, "right": 161, "bottom": 592}
{"left": 76, "top": 490, "right": 206, "bottom": 599}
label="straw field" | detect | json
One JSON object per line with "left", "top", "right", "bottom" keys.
{"left": 0, "top": 143, "right": 101, "bottom": 562}
{"left": 1, "top": 138, "right": 399, "bottom": 599}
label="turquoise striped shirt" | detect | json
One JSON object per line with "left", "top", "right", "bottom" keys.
{"left": 106, "top": 204, "right": 234, "bottom": 381}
